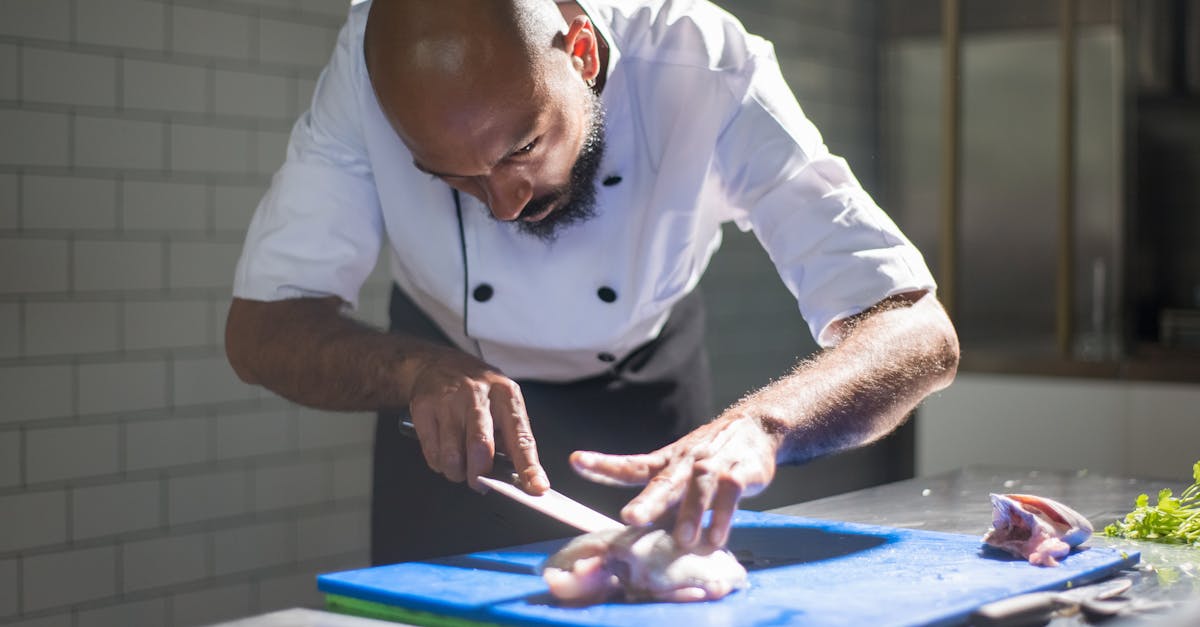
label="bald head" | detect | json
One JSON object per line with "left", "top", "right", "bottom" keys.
{"left": 364, "top": 0, "right": 607, "bottom": 238}
{"left": 365, "top": 0, "right": 569, "bottom": 135}
{"left": 366, "top": 0, "right": 564, "bottom": 78}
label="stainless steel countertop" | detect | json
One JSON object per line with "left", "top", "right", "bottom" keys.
{"left": 212, "top": 608, "right": 395, "bottom": 626}
{"left": 218, "top": 466, "right": 1200, "bottom": 626}
{"left": 770, "top": 465, "right": 1200, "bottom": 625}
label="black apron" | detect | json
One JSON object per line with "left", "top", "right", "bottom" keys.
{"left": 371, "top": 284, "right": 712, "bottom": 565}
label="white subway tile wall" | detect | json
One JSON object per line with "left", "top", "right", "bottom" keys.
{"left": 74, "top": 0, "right": 168, "bottom": 52}
{"left": 120, "top": 533, "right": 209, "bottom": 593}
{"left": 75, "top": 598, "right": 168, "bottom": 627}
{"left": 167, "top": 469, "right": 252, "bottom": 526}
{"left": 0, "top": 431, "right": 20, "bottom": 487}
{"left": 170, "top": 582, "right": 254, "bottom": 627}
{"left": 122, "top": 180, "right": 209, "bottom": 231}
{"left": 0, "top": 174, "right": 17, "bottom": 228}
{"left": 20, "top": 48, "right": 119, "bottom": 108}
{"left": 0, "top": 111, "right": 71, "bottom": 167}
{"left": 22, "top": 546, "right": 118, "bottom": 612}
{"left": 0, "top": 0, "right": 876, "bottom": 623}
{"left": 22, "top": 175, "right": 118, "bottom": 231}
{"left": 0, "top": 1, "right": 375, "bottom": 624}
{"left": 70, "top": 479, "right": 162, "bottom": 540}
{"left": 0, "top": 45, "right": 19, "bottom": 101}
{"left": 0, "top": 558, "right": 18, "bottom": 617}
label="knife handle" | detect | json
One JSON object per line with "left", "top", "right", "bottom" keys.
{"left": 971, "top": 592, "right": 1060, "bottom": 626}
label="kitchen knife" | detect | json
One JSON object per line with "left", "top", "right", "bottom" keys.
{"left": 970, "top": 576, "right": 1133, "bottom": 626}
{"left": 398, "top": 418, "right": 624, "bottom": 533}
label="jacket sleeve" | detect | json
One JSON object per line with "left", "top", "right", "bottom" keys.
{"left": 714, "top": 42, "right": 936, "bottom": 347}
{"left": 232, "top": 7, "right": 383, "bottom": 309}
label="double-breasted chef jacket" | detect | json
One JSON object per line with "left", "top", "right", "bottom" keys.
{"left": 232, "top": 0, "right": 937, "bottom": 384}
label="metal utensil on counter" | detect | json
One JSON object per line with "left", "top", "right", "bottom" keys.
{"left": 970, "top": 577, "right": 1133, "bottom": 626}
{"left": 398, "top": 417, "right": 623, "bottom": 533}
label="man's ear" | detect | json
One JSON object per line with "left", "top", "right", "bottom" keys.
{"left": 563, "top": 15, "right": 600, "bottom": 84}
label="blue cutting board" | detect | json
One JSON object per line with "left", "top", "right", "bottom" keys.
{"left": 318, "top": 510, "right": 1139, "bottom": 627}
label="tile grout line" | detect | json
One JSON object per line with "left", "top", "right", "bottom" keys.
{"left": 159, "top": 469, "right": 169, "bottom": 532}
{"left": 207, "top": 410, "right": 218, "bottom": 467}
{"left": 66, "top": 110, "right": 77, "bottom": 176}
{"left": 19, "top": 425, "right": 27, "bottom": 489}
{"left": 205, "top": 62, "right": 215, "bottom": 119}
{"left": 68, "top": 0, "right": 77, "bottom": 45}
{"left": 15, "top": 552, "right": 23, "bottom": 616}
{"left": 116, "top": 296, "right": 126, "bottom": 356}
{"left": 247, "top": 119, "right": 259, "bottom": 181}
{"left": 205, "top": 175, "right": 216, "bottom": 236}
{"left": 3, "top": 96, "right": 303, "bottom": 131}
{"left": 114, "top": 171, "right": 125, "bottom": 232}
{"left": 285, "top": 68, "right": 299, "bottom": 121}
{"left": 70, "top": 357, "right": 80, "bottom": 422}
{"left": 166, "top": 348, "right": 175, "bottom": 420}
{"left": 204, "top": 522, "right": 216, "bottom": 586}
{"left": 113, "top": 536, "right": 124, "bottom": 620}
{"left": 160, "top": 236, "right": 171, "bottom": 293}
{"left": 251, "top": 5, "right": 262, "bottom": 66}
{"left": 0, "top": 163, "right": 274, "bottom": 187}
{"left": 164, "top": 0, "right": 174, "bottom": 55}
{"left": 65, "top": 485, "right": 74, "bottom": 545}
{"left": 117, "top": 419, "right": 127, "bottom": 483}
{"left": 0, "top": 35, "right": 331, "bottom": 84}
{"left": 15, "top": 41, "right": 23, "bottom": 107}
{"left": 115, "top": 49, "right": 125, "bottom": 114}
{"left": 13, "top": 167, "right": 22, "bottom": 232}
{"left": 17, "top": 298, "right": 26, "bottom": 358}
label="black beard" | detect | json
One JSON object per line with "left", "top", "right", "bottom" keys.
{"left": 514, "top": 92, "right": 607, "bottom": 242}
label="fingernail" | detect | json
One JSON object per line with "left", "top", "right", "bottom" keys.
{"left": 574, "top": 452, "right": 595, "bottom": 465}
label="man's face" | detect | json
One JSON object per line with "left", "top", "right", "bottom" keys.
{"left": 511, "top": 90, "right": 605, "bottom": 241}
{"left": 394, "top": 62, "right": 606, "bottom": 242}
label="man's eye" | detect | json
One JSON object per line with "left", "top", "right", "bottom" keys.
{"left": 514, "top": 139, "right": 538, "bottom": 155}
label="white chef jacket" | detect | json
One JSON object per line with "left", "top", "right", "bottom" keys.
{"left": 232, "top": 0, "right": 937, "bottom": 383}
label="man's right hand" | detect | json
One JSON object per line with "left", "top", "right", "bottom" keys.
{"left": 406, "top": 347, "right": 550, "bottom": 495}
{"left": 225, "top": 296, "right": 549, "bottom": 497}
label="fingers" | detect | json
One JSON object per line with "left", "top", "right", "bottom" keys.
{"left": 435, "top": 399, "right": 466, "bottom": 483}
{"left": 570, "top": 451, "right": 661, "bottom": 487}
{"left": 491, "top": 381, "right": 549, "bottom": 494}
{"left": 620, "top": 459, "right": 691, "bottom": 526}
{"left": 705, "top": 474, "right": 743, "bottom": 548}
{"left": 409, "top": 403, "right": 440, "bottom": 472}
{"left": 463, "top": 387, "right": 494, "bottom": 493}
{"left": 673, "top": 460, "right": 718, "bottom": 548}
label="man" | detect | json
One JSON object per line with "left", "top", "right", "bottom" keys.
{"left": 226, "top": 0, "right": 959, "bottom": 565}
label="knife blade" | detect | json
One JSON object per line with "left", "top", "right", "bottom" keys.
{"left": 398, "top": 417, "right": 623, "bottom": 533}
{"left": 970, "top": 577, "right": 1133, "bottom": 626}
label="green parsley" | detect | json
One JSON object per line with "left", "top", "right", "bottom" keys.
{"left": 1104, "top": 461, "right": 1200, "bottom": 547}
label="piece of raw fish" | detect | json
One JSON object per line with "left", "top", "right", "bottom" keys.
{"left": 541, "top": 525, "right": 749, "bottom": 604}
{"left": 982, "top": 493, "right": 1094, "bottom": 566}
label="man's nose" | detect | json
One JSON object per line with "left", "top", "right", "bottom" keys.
{"left": 479, "top": 172, "right": 533, "bottom": 222}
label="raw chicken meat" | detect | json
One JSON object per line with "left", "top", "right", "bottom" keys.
{"left": 541, "top": 525, "right": 748, "bottom": 604}
{"left": 982, "top": 493, "right": 1094, "bottom": 566}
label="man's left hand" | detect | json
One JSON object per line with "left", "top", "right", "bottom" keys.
{"left": 569, "top": 414, "right": 781, "bottom": 549}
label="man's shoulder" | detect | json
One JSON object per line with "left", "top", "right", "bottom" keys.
{"left": 597, "top": 0, "right": 769, "bottom": 73}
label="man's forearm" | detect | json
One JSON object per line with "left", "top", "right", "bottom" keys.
{"left": 225, "top": 296, "right": 441, "bottom": 411}
{"left": 729, "top": 291, "right": 959, "bottom": 465}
